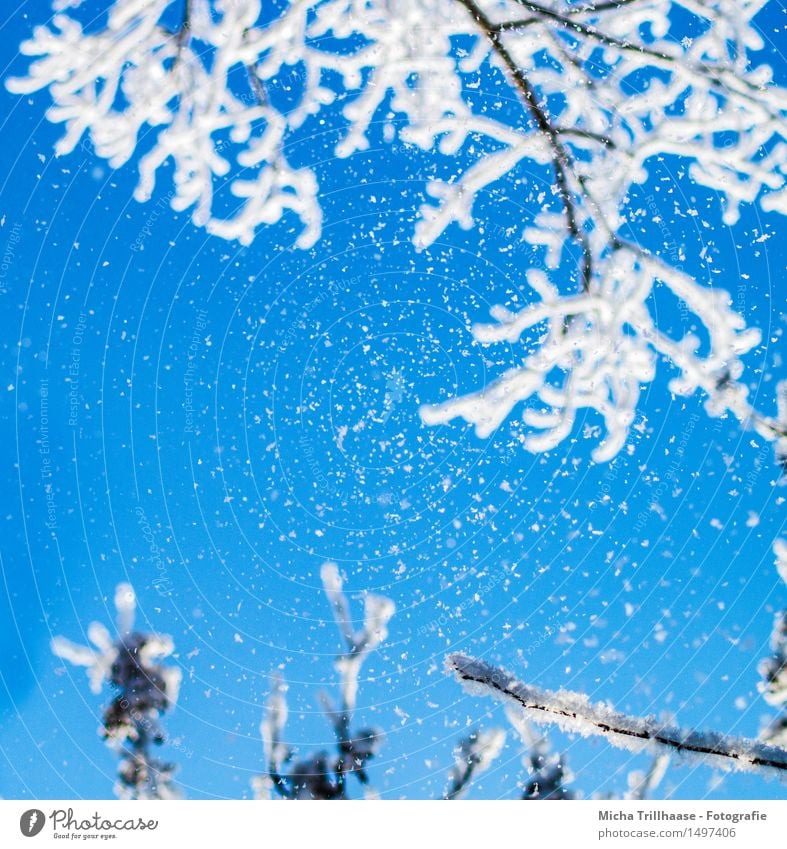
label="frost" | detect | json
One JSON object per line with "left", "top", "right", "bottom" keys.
{"left": 444, "top": 727, "right": 506, "bottom": 799}
{"left": 759, "top": 540, "right": 787, "bottom": 745}
{"left": 52, "top": 583, "right": 181, "bottom": 799}
{"left": 504, "top": 706, "right": 575, "bottom": 799}
{"left": 447, "top": 653, "right": 787, "bottom": 777}
{"left": 321, "top": 561, "right": 395, "bottom": 712}
{"left": 776, "top": 538, "right": 787, "bottom": 586}
{"left": 422, "top": 252, "right": 766, "bottom": 462}
{"left": 254, "top": 562, "right": 394, "bottom": 799}
{"left": 625, "top": 754, "right": 670, "bottom": 801}
{"left": 10, "top": 0, "right": 787, "bottom": 461}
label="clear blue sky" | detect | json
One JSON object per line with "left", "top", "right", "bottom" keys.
{"left": 0, "top": 0, "right": 785, "bottom": 800}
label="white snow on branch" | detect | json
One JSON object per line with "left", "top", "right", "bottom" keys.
{"left": 774, "top": 384, "right": 787, "bottom": 471}
{"left": 447, "top": 652, "right": 787, "bottom": 777}
{"left": 504, "top": 705, "right": 575, "bottom": 799}
{"left": 321, "top": 561, "right": 395, "bottom": 711}
{"left": 52, "top": 581, "right": 141, "bottom": 694}
{"left": 11, "top": 1, "right": 785, "bottom": 460}
{"left": 421, "top": 248, "right": 764, "bottom": 462}
{"left": 12, "top": 1, "right": 785, "bottom": 253}
{"left": 7, "top": 0, "right": 479, "bottom": 248}
{"left": 625, "top": 754, "right": 670, "bottom": 801}
{"left": 444, "top": 727, "right": 506, "bottom": 799}
{"left": 776, "top": 538, "right": 787, "bottom": 588}
{"left": 261, "top": 674, "right": 289, "bottom": 770}
{"left": 114, "top": 582, "right": 136, "bottom": 638}
{"left": 254, "top": 674, "right": 291, "bottom": 799}
{"left": 254, "top": 565, "right": 394, "bottom": 799}
{"left": 52, "top": 583, "right": 181, "bottom": 799}
{"left": 759, "top": 540, "right": 787, "bottom": 708}
{"left": 759, "top": 539, "right": 787, "bottom": 746}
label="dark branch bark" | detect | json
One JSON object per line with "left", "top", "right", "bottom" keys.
{"left": 554, "top": 127, "right": 616, "bottom": 148}
{"left": 444, "top": 760, "right": 479, "bottom": 800}
{"left": 171, "top": 0, "right": 192, "bottom": 70}
{"left": 456, "top": 0, "right": 594, "bottom": 290}
{"left": 507, "top": 0, "right": 777, "bottom": 111}
{"left": 448, "top": 653, "right": 787, "bottom": 775}
{"left": 505, "top": 0, "right": 678, "bottom": 63}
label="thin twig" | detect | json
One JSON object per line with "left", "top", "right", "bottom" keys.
{"left": 456, "top": 0, "right": 594, "bottom": 290}
{"left": 448, "top": 653, "right": 787, "bottom": 775}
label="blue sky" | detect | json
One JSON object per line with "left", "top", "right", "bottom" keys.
{"left": 0, "top": 0, "right": 785, "bottom": 800}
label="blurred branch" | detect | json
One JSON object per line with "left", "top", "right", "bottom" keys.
{"left": 254, "top": 563, "right": 393, "bottom": 799}
{"left": 52, "top": 584, "right": 181, "bottom": 799}
{"left": 444, "top": 728, "right": 506, "bottom": 799}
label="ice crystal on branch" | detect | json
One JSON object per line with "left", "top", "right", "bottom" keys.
{"left": 499, "top": 700, "right": 665, "bottom": 799}
{"left": 421, "top": 248, "right": 764, "bottom": 462}
{"left": 414, "top": 0, "right": 786, "bottom": 459}
{"left": 503, "top": 706, "right": 575, "bottom": 799}
{"left": 52, "top": 584, "right": 182, "bottom": 799}
{"left": 447, "top": 653, "right": 787, "bottom": 777}
{"left": 8, "top": 0, "right": 326, "bottom": 248}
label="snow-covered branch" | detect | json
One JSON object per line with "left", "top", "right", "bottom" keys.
{"left": 444, "top": 727, "right": 506, "bottom": 799}
{"left": 759, "top": 539, "right": 787, "bottom": 747}
{"left": 447, "top": 653, "right": 787, "bottom": 777}
{"left": 625, "top": 754, "right": 670, "bottom": 801}
{"left": 501, "top": 696, "right": 665, "bottom": 799}
{"left": 321, "top": 561, "right": 395, "bottom": 713}
{"left": 504, "top": 706, "right": 575, "bottom": 799}
{"left": 254, "top": 562, "right": 393, "bottom": 799}
{"left": 10, "top": 1, "right": 786, "bottom": 461}
{"left": 421, "top": 247, "right": 775, "bottom": 462}
{"left": 52, "top": 583, "right": 182, "bottom": 799}
{"left": 13, "top": 1, "right": 785, "bottom": 253}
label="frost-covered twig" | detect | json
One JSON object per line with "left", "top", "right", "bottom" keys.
{"left": 52, "top": 583, "right": 182, "bottom": 799}
{"left": 13, "top": 1, "right": 786, "bottom": 252}
{"left": 447, "top": 653, "right": 787, "bottom": 777}
{"left": 444, "top": 727, "right": 506, "bottom": 799}
{"left": 253, "top": 673, "right": 291, "bottom": 800}
{"left": 624, "top": 753, "right": 670, "bottom": 801}
{"left": 11, "top": 1, "right": 786, "bottom": 462}
{"left": 773, "top": 384, "right": 787, "bottom": 473}
{"left": 504, "top": 706, "right": 574, "bottom": 799}
{"left": 421, "top": 0, "right": 786, "bottom": 461}
{"left": 758, "top": 540, "right": 787, "bottom": 747}
{"left": 421, "top": 245, "right": 782, "bottom": 464}
{"left": 254, "top": 563, "right": 394, "bottom": 799}
{"left": 322, "top": 561, "right": 395, "bottom": 713}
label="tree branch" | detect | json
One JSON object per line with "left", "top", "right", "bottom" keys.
{"left": 447, "top": 653, "right": 787, "bottom": 776}
{"left": 569, "top": 0, "right": 649, "bottom": 13}
{"left": 443, "top": 728, "right": 506, "bottom": 799}
{"left": 507, "top": 0, "right": 782, "bottom": 113}
{"left": 456, "top": 0, "right": 594, "bottom": 290}
{"left": 505, "top": 0, "right": 682, "bottom": 63}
